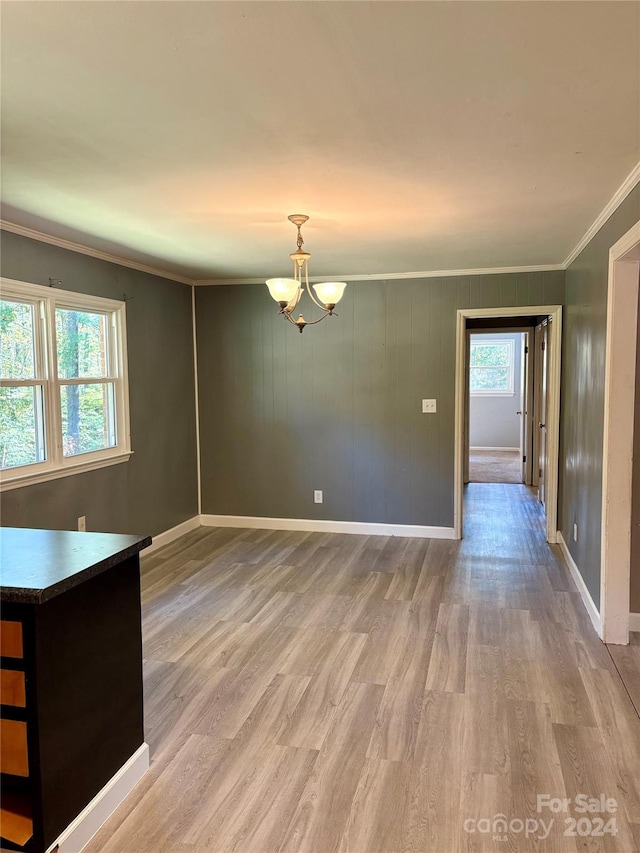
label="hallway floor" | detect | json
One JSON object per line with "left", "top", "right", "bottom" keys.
{"left": 85, "top": 485, "right": 640, "bottom": 852}
{"left": 469, "top": 449, "right": 522, "bottom": 483}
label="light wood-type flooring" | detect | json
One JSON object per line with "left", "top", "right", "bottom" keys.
{"left": 85, "top": 484, "right": 640, "bottom": 852}
{"left": 610, "top": 631, "right": 640, "bottom": 718}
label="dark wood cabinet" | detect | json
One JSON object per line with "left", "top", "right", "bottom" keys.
{"left": 0, "top": 528, "right": 151, "bottom": 853}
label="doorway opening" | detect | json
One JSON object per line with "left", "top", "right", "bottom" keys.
{"left": 466, "top": 329, "right": 530, "bottom": 486}
{"left": 601, "top": 220, "right": 640, "bottom": 644}
{"left": 454, "top": 306, "right": 563, "bottom": 543}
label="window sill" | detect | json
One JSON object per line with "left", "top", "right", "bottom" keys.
{"left": 469, "top": 391, "right": 516, "bottom": 398}
{"left": 0, "top": 451, "right": 133, "bottom": 492}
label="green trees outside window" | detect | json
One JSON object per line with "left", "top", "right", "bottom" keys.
{"left": 0, "top": 300, "right": 45, "bottom": 468}
{"left": 1, "top": 280, "right": 129, "bottom": 486}
{"left": 469, "top": 340, "right": 514, "bottom": 394}
{"left": 55, "top": 309, "right": 116, "bottom": 457}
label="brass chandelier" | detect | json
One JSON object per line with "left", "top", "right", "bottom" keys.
{"left": 265, "top": 214, "right": 347, "bottom": 332}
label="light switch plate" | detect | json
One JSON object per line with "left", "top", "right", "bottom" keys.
{"left": 422, "top": 399, "right": 437, "bottom": 413}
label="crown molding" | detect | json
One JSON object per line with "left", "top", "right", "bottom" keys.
{"left": 197, "top": 161, "right": 640, "bottom": 285}
{"left": 0, "top": 220, "right": 566, "bottom": 286}
{"left": 563, "top": 160, "right": 640, "bottom": 269}
{"left": 194, "top": 263, "right": 564, "bottom": 286}
{"left": 4, "top": 161, "right": 639, "bottom": 287}
{"left": 0, "top": 220, "right": 195, "bottom": 286}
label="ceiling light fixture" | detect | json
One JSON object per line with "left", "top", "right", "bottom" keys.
{"left": 265, "top": 215, "right": 346, "bottom": 333}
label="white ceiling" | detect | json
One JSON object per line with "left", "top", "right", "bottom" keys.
{"left": 1, "top": 1, "right": 639, "bottom": 282}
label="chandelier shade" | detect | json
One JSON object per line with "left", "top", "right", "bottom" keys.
{"left": 312, "top": 281, "right": 347, "bottom": 308}
{"left": 265, "top": 215, "right": 346, "bottom": 332}
{"left": 265, "top": 278, "right": 299, "bottom": 305}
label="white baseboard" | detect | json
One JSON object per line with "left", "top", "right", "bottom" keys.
{"left": 470, "top": 446, "right": 520, "bottom": 452}
{"left": 142, "top": 515, "right": 200, "bottom": 554}
{"left": 557, "top": 532, "right": 602, "bottom": 637}
{"left": 46, "top": 742, "right": 149, "bottom": 853}
{"left": 200, "top": 514, "right": 456, "bottom": 540}
{"left": 140, "top": 517, "right": 640, "bottom": 636}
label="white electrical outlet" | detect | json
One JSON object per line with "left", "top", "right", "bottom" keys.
{"left": 314, "top": 490, "right": 323, "bottom": 504}
{"left": 422, "top": 399, "right": 437, "bottom": 414}
{"left": 573, "top": 522, "right": 578, "bottom": 542}
{"left": 78, "top": 516, "right": 86, "bottom": 532}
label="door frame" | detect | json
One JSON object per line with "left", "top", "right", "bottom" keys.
{"left": 454, "top": 305, "right": 563, "bottom": 542}
{"left": 520, "top": 330, "right": 534, "bottom": 486}
{"left": 601, "top": 220, "right": 640, "bottom": 644}
{"left": 533, "top": 319, "right": 551, "bottom": 502}
{"left": 532, "top": 322, "right": 544, "bottom": 490}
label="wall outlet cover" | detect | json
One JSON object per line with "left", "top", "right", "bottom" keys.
{"left": 422, "top": 399, "right": 437, "bottom": 413}
{"left": 314, "top": 490, "right": 323, "bottom": 504}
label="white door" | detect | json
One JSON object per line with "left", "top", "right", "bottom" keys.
{"left": 519, "top": 332, "right": 532, "bottom": 483}
{"left": 464, "top": 330, "right": 470, "bottom": 484}
{"left": 536, "top": 321, "right": 550, "bottom": 509}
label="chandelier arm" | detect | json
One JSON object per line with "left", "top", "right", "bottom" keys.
{"left": 304, "top": 283, "right": 329, "bottom": 312}
{"left": 302, "top": 263, "right": 329, "bottom": 312}
{"left": 299, "top": 312, "right": 331, "bottom": 327}
{"left": 284, "top": 261, "right": 302, "bottom": 312}
{"left": 291, "top": 311, "right": 336, "bottom": 326}
{"left": 285, "top": 285, "right": 303, "bottom": 313}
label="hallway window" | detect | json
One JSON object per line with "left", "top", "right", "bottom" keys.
{"left": 470, "top": 338, "right": 515, "bottom": 395}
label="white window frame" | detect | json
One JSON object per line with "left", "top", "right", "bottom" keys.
{"left": 469, "top": 337, "right": 515, "bottom": 397}
{"left": 1, "top": 277, "right": 132, "bottom": 491}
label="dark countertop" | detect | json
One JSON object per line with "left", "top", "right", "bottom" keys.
{"left": 0, "top": 527, "right": 152, "bottom": 604}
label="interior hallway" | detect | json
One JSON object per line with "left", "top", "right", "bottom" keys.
{"left": 85, "top": 485, "right": 640, "bottom": 852}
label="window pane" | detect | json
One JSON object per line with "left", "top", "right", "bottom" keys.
{"left": 470, "top": 367, "right": 510, "bottom": 392}
{"left": 470, "top": 343, "right": 510, "bottom": 368}
{"left": 61, "top": 383, "right": 116, "bottom": 457}
{"left": 56, "top": 309, "right": 108, "bottom": 379}
{"left": 0, "top": 300, "right": 36, "bottom": 380}
{"left": 0, "top": 386, "right": 46, "bottom": 469}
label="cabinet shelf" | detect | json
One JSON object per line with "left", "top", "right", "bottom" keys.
{"left": 1, "top": 771, "right": 32, "bottom": 789}
{"left": 1, "top": 789, "right": 33, "bottom": 847}
{"left": 0, "top": 718, "right": 29, "bottom": 777}
{"left": 0, "top": 621, "right": 23, "bottom": 660}
{"left": 1, "top": 669, "right": 26, "bottom": 708}
{"left": 0, "top": 706, "right": 28, "bottom": 724}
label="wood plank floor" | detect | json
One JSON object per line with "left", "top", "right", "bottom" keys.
{"left": 85, "top": 485, "right": 640, "bottom": 852}
{"left": 609, "top": 632, "right": 640, "bottom": 718}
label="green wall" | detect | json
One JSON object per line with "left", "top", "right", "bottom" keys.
{"left": 0, "top": 230, "right": 198, "bottom": 537}
{"left": 559, "top": 183, "right": 640, "bottom": 609}
{"left": 196, "top": 270, "right": 564, "bottom": 528}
